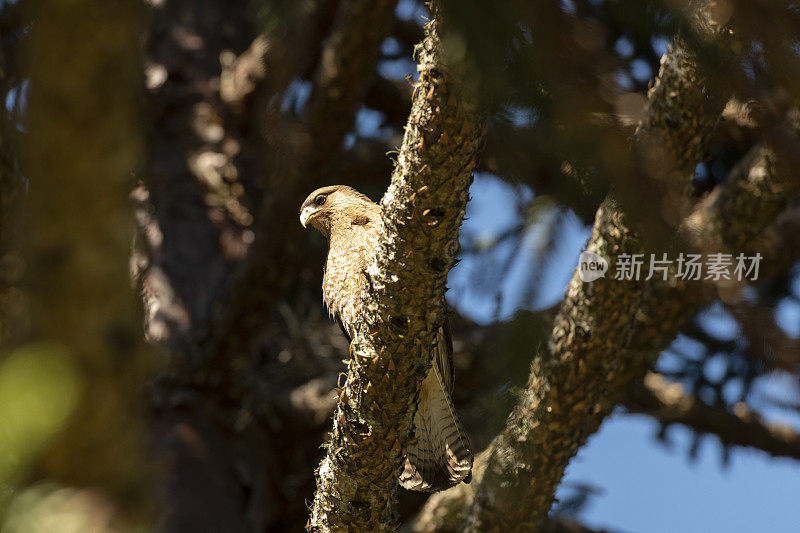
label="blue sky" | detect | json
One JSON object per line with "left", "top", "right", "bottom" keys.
{"left": 560, "top": 415, "right": 800, "bottom": 533}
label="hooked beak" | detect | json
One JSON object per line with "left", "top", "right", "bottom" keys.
{"left": 300, "top": 206, "right": 314, "bottom": 228}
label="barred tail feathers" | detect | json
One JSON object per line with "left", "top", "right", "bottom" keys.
{"left": 400, "top": 363, "right": 473, "bottom": 492}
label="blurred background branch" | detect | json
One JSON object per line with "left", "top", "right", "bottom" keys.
{"left": 624, "top": 372, "right": 800, "bottom": 460}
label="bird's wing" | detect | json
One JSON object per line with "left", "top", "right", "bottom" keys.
{"left": 400, "top": 323, "right": 473, "bottom": 492}
{"left": 435, "top": 319, "right": 455, "bottom": 393}
{"left": 335, "top": 314, "right": 352, "bottom": 343}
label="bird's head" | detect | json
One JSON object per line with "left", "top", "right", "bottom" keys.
{"left": 299, "top": 185, "right": 374, "bottom": 238}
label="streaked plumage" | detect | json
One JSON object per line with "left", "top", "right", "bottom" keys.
{"left": 299, "top": 185, "right": 473, "bottom": 492}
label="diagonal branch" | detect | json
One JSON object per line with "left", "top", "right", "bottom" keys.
{"left": 456, "top": 9, "right": 737, "bottom": 533}
{"left": 624, "top": 373, "right": 800, "bottom": 461}
{"left": 308, "top": 6, "right": 486, "bottom": 531}
{"left": 412, "top": 31, "right": 800, "bottom": 533}
{"left": 683, "top": 139, "right": 800, "bottom": 255}
{"left": 409, "top": 3, "right": 786, "bottom": 532}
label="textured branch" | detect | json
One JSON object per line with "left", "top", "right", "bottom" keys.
{"left": 457, "top": 11, "right": 736, "bottom": 533}
{"left": 410, "top": 4, "right": 757, "bottom": 531}
{"left": 459, "top": 201, "right": 699, "bottom": 533}
{"left": 683, "top": 140, "right": 800, "bottom": 254}
{"left": 624, "top": 373, "right": 800, "bottom": 460}
{"left": 142, "top": 1, "right": 404, "bottom": 528}
{"left": 308, "top": 7, "right": 486, "bottom": 531}
{"left": 412, "top": 21, "right": 800, "bottom": 533}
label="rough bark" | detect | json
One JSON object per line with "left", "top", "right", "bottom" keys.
{"left": 407, "top": 3, "right": 774, "bottom": 531}
{"left": 411, "top": 41, "right": 800, "bottom": 533}
{"left": 308, "top": 7, "right": 486, "bottom": 531}
{"left": 623, "top": 373, "right": 800, "bottom": 460}
{"left": 456, "top": 8, "right": 736, "bottom": 533}
{"left": 684, "top": 140, "right": 800, "bottom": 254}
{"left": 140, "top": 0, "right": 402, "bottom": 529}
{"left": 460, "top": 200, "right": 697, "bottom": 533}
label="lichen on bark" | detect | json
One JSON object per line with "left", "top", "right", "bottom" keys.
{"left": 308, "top": 5, "right": 485, "bottom": 531}
{"left": 412, "top": 3, "right": 750, "bottom": 531}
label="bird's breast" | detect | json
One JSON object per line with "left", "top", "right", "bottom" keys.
{"left": 322, "top": 230, "right": 376, "bottom": 335}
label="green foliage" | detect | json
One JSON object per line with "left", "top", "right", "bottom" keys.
{"left": 0, "top": 344, "right": 81, "bottom": 517}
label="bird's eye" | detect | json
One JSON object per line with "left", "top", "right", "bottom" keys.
{"left": 314, "top": 194, "right": 327, "bottom": 206}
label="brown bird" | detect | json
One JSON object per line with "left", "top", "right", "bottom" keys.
{"left": 300, "top": 185, "right": 473, "bottom": 492}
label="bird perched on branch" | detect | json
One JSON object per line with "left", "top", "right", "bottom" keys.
{"left": 299, "top": 184, "right": 473, "bottom": 492}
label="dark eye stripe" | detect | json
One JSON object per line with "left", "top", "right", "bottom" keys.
{"left": 314, "top": 194, "right": 327, "bottom": 206}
